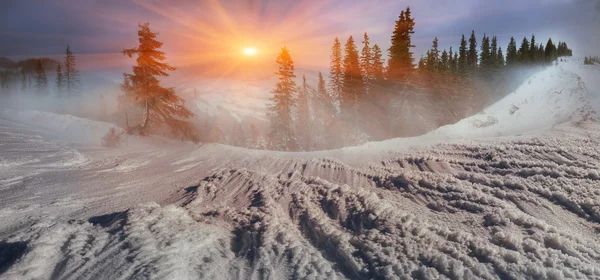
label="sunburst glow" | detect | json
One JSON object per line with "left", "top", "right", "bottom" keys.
{"left": 242, "top": 47, "right": 258, "bottom": 56}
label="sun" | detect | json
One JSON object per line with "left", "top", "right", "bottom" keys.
{"left": 242, "top": 47, "right": 258, "bottom": 56}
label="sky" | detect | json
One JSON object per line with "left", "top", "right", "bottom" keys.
{"left": 0, "top": 0, "right": 598, "bottom": 75}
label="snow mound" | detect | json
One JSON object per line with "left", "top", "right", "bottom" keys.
{"left": 435, "top": 57, "right": 600, "bottom": 138}
{"left": 0, "top": 110, "right": 121, "bottom": 145}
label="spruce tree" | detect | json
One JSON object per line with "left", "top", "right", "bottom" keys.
{"left": 440, "top": 49, "right": 449, "bottom": 74}
{"left": 34, "top": 59, "right": 48, "bottom": 95}
{"left": 360, "top": 32, "right": 373, "bottom": 93}
{"left": 506, "top": 37, "right": 518, "bottom": 66}
{"left": 467, "top": 31, "right": 478, "bottom": 72}
{"left": 329, "top": 37, "right": 343, "bottom": 106}
{"left": 120, "top": 23, "right": 197, "bottom": 142}
{"left": 371, "top": 44, "right": 385, "bottom": 81}
{"left": 518, "top": 37, "right": 530, "bottom": 64}
{"left": 480, "top": 34, "right": 491, "bottom": 71}
{"left": 341, "top": 36, "right": 364, "bottom": 122}
{"left": 458, "top": 34, "right": 468, "bottom": 75}
{"left": 55, "top": 63, "right": 64, "bottom": 96}
{"left": 297, "top": 75, "right": 311, "bottom": 150}
{"left": 426, "top": 37, "right": 440, "bottom": 73}
{"left": 497, "top": 47, "right": 505, "bottom": 67}
{"left": 490, "top": 36, "right": 498, "bottom": 66}
{"left": 545, "top": 38, "right": 556, "bottom": 63}
{"left": 64, "top": 45, "right": 80, "bottom": 96}
{"left": 529, "top": 34, "right": 536, "bottom": 63}
{"left": 268, "top": 46, "right": 297, "bottom": 151}
{"left": 448, "top": 47, "right": 456, "bottom": 74}
{"left": 387, "top": 7, "right": 415, "bottom": 81}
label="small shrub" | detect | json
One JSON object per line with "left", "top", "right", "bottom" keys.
{"left": 101, "top": 127, "right": 122, "bottom": 148}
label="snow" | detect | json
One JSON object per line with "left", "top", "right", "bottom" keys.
{"left": 1, "top": 58, "right": 600, "bottom": 279}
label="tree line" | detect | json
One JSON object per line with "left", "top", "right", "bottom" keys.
{"left": 265, "top": 6, "right": 574, "bottom": 151}
{"left": 0, "top": 47, "right": 81, "bottom": 97}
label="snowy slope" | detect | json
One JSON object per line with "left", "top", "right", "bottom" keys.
{"left": 1, "top": 59, "right": 600, "bottom": 279}
{"left": 433, "top": 57, "right": 600, "bottom": 139}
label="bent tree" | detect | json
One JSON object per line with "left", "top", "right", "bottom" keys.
{"left": 120, "top": 23, "right": 198, "bottom": 142}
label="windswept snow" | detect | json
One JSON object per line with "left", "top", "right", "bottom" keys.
{"left": 1, "top": 58, "right": 600, "bottom": 279}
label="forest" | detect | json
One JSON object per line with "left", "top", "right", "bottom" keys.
{"left": 0, "top": 7, "right": 581, "bottom": 151}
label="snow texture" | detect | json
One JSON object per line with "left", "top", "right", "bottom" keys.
{"left": 1, "top": 58, "right": 600, "bottom": 279}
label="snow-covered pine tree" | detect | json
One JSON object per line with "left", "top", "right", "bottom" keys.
{"left": 64, "top": 45, "right": 80, "bottom": 96}
{"left": 119, "top": 23, "right": 198, "bottom": 143}
{"left": 268, "top": 47, "right": 298, "bottom": 151}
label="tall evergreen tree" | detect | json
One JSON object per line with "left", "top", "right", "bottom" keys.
{"left": 518, "top": 37, "right": 530, "bottom": 64}
{"left": 480, "top": 34, "right": 491, "bottom": 70}
{"left": 448, "top": 47, "right": 456, "bottom": 74}
{"left": 490, "top": 36, "right": 498, "bottom": 66}
{"left": 387, "top": 7, "right": 415, "bottom": 81}
{"left": 467, "top": 31, "right": 478, "bottom": 72}
{"left": 360, "top": 32, "right": 373, "bottom": 93}
{"left": 64, "top": 45, "right": 80, "bottom": 96}
{"left": 371, "top": 44, "right": 385, "bottom": 81}
{"left": 297, "top": 75, "right": 311, "bottom": 150}
{"left": 426, "top": 37, "right": 440, "bottom": 73}
{"left": 55, "top": 63, "right": 64, "bottom": 96}
{"left": 329, "top": 37, "right": 343, "bottom": 107}
{"left": 268, "top": 46, "right": 298, "bottom": 151}
{"left": 545, "top": 38, "right": 556, "bottom": 63}
{"left": 529, "top": 34, "right": 536, "bottom": 63}
{"left": 119, "top": 23, "right": 196, "bottom": 141}
{"left": 34, "top": 59, "right": 48, "bottom": 95}
{"left": 506, "top": 37, "right": 518, "bottom": 66}
{"left": 458, "top": 34, "right": 468, "bottom": 75}
{"left": 440, "top": 49, "right": 449, "bottom": 74}
{"left": 341, "top": 36, "right": 364, "bottom": 121}
{"left": 497, "top": 47, "right": 505, "bottom": 67}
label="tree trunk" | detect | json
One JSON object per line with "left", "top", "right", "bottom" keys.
{"left": 141, "top": 100, "right": 149, "bottom": 129}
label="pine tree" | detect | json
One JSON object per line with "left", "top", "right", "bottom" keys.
{"left": 426, "top": 37, "right": 440, "bottom": 73}
{"left": 119, "top": 23, "right": 197, "bottom": 142}
{"left": 480, "top": 34, "right": 491, "bottom": 71}
{"left": 360, "top": 32, "right": 373, "bottom": 93}
{"left": 371, "top": 44, "right": 385, "bottom": 81}
{"left": 490, "top": 36, "right": 498, "bottom": 66}
{"left": 64, "top": 45, "right": 80, "bottom": 96}
{"left": 297, "top": 75, "right": 311, "bottom": 150}
{"left": 518, "top": 37, "right": 530, "bottom": 64}
{"left": 448, "top": 47, "right": 456, "bottom": 74}
{"left": 497, "top": 47, "right": 505, "bottom": 67}
{"left": 440, "top": 49, "right": 449, "bottom": 74}
{"left": 545, "top": 38, "right": 556, "bottom": 63}
{"left": 55, "top": 63, "right": 64, "bottom": 96}
{"left": 467, "top": 31, "right": 478, "bottom": 72}
{"left": 506, "top": 37, "right": 518, "bottom": 66}
{"left": 529, "top": 34, "right": 536, "bottom": 63}
{"left": 329, "top": 37, "right": 343, "bottom": 107}
{"left": 387, "top": 7, "right": 415, "bottom": 81}
{"left": 458, "top": 34, "right": 468, "bottom": 75}
{"left": 341, "top": 36, "right": 364, "bottom": 121}
{"left": 34, "top": 59, "right": 48, "bottom": 95}
{"left": 268, "top": 46, "right": 298, "bottom": 151}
